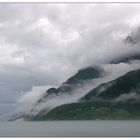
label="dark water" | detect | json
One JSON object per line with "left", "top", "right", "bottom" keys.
{"left": 0, "top": 120, "right": 140, "bottom": 137}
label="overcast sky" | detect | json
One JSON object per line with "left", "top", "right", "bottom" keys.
{"left": 1, "top": 3, "right": 140, "bottom": 115}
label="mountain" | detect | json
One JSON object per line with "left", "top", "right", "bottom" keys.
{"left": 37, "top": 102, "right": 140, "bottom": 120}
{"left": 110, "top": 53, "right": 140, "bottom": 64}
{"left": 124, "top": 27, "right": 140, "bottom": 44}
{"left": 27, "top": 69, "right": 140, "bottom": 120}
{"left": 19, "top": 66, "right": 104, "bottom": 118}
{"left": 80, "top": 69, "right": 140, "bottom": 101}
{"left": 47, "top": 66, "right": 104, "bottom": 94}
{"left": 66, "top": 66, "right": 103, "bottom": 84}
{"left": 110, "top": 28, "right": 140, "bottom": 64}
{"left": 30, "top": 102, "right": 131, "bottom": 120}
{"left": 35, "top": 66, "right": 104, "bottom": 105}
{"left": 40, "top": 98, "right": 140, "bottom": 120}
{"left": 12, "top": 27, "right": 140, "bottom": 121}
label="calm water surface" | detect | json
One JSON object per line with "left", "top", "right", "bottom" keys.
{"left": 0, "top": 121, "right": 140, "bottom": 137}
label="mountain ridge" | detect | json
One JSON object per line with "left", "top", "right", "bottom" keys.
{"left": 10, "top": 27, "right": 140, "bottom": 121}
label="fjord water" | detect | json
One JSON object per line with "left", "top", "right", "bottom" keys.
{"left": 0, "top": 121, "right": 140, "bottom": 137}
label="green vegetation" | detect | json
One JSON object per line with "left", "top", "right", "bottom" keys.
{"left": 30, "top": 102, "right": 140, "bottom": 121}
{"left": 81, "top": 69, "right": 140, "bottom": 101}
{"left": 44, "top": 66, "right": 103, "bottom": 95}
{"left": 66, "top": 66, "right": 103, "bottom": 84}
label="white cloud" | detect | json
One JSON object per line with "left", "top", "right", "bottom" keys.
{"left": 16, "top": 85, "right": 53, "bottom": 114}
{"left": 115, "top": 93, "right": 140, "bottom": 102}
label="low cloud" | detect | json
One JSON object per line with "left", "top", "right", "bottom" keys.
{"left": 16, "top": 85, "right": 54, "bottom": 114}
{"left": 115, "top": 93, "right": 140, "bottom": 102}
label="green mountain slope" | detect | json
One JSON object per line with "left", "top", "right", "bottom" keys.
{"left": 29, "top": 69, "right": 140, "bottom": 121}
{"left": 36, "top": 66, "right": 103, "bottom": 104}
{"left": 30, "top": 101, "right": 140, "bottom": 120}
{"left": 81, "top": 69, "right": 140, "bottom": 101}
{"left": 66, "top": 66, "right": 103, "bottom": 84}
